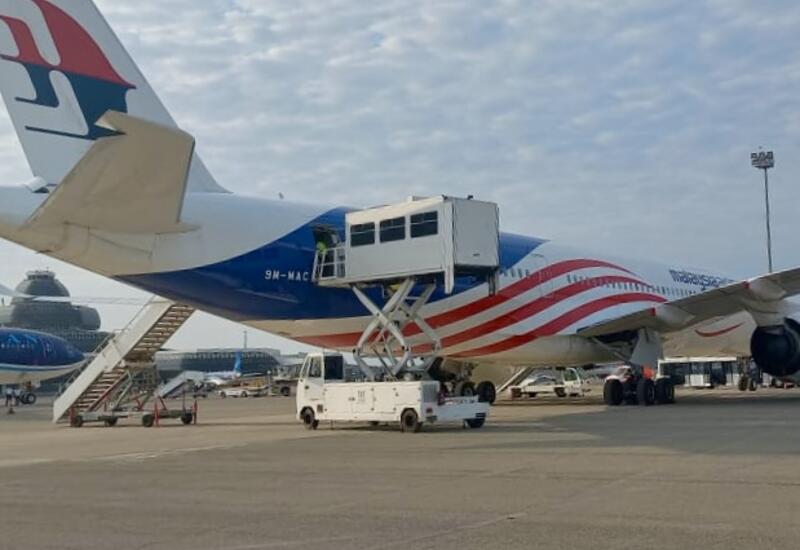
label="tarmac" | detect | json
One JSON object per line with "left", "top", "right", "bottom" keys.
{"left": 1, "top": 389, "right": 800, "bottom": 550}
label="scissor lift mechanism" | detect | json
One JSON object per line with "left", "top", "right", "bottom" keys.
{"left": 350, "top": 278, "right": 440, "bottom": 379}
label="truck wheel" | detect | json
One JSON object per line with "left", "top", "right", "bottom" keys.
{"left": 554, "top": 388, "right": 567, "bottom": 398}
{"left": 465, "top": 417, "right": 485, "bottom": 429}
{"left": 401, "top": 409, "right": 421, "bottom": 433}
{"left": 738, "top": 376, "right": 749, "bottom": 392}
{"left": 104, "top": 418, "right": 118, "bottom": 427}
{"left": 280, "top": 386, "right": 291, "bottom": 397}
{"left": 656, "top": 378, "right": 675, "bottom": 404}
{"left": 22, "top": 393, "right": 36, "bottom": 405}
{"left": 603, "top": 379, "right": 623, "bottom": 406}
{"left": 181, "top": 412, "right": 194, "bottom": 425}
{"left": 302, "top": 408, "right": 318, "bottom": 430}
{"left": 636, "top": 378, "right": 656, "bottom": 406}
{"left": 142, "top": 414, "right": 155, "bottom": 428}
{"left": 455, "top": 381, "right": 475, "bottom": 397}
{"left": 476, "top": 381, "right": 496, "bottom": 404}
{"left": 70, "top": 415, "right": 84, "bottom": 428}
{"left": 241, "top": 391, "right": 248, "bottom": 398}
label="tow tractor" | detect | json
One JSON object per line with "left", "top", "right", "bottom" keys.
{"left": 296, "top": 352, "right": 489, "bottom": 432}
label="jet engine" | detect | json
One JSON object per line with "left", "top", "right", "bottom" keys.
{"left": 750, "top": 319, "right": 800, "bottom": 377}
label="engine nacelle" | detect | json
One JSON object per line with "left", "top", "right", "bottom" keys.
{"left": 750, "top": 319, "right": 800, "bottom": 377}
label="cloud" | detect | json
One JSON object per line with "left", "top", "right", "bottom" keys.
{"left": 1, "top": 0, "right": 799, "bottom": 347}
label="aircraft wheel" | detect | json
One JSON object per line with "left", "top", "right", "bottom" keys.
{"left": 655, "top": 379, "right": 672, "bottom": 404}
{"left": 476, "top": 381, "right": 496, "bottom": 404}
{"left": 302, "top": 408, "right": 318, "bottom": 430}
{"left": 603, "top": 379, "right": 623, "bottom": 406}
{"left": 636, "top": 378, "right": 656, "bottom": 406}
{"left": 400, "top": 409, "right": 421, "bottom": 433}
{"left": 749, "top": 378, "right": 758, "bottom": 391}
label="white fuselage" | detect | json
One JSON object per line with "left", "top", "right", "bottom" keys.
{"left": 0, "top": 185, "right": 778, "bottom": 370}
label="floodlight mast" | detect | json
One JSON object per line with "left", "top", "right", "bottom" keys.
{"left": 751, "top": 150, "right": 775, "bottom": 273}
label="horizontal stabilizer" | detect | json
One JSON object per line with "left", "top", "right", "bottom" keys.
{"left": 24, "top": 111, "right": 197, "bottom": 234}
{"left": 578, "top": 266, "right": 800, "bottom": 337}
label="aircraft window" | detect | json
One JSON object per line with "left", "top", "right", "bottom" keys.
{"left": 410, "top": 211, "right": 438, "bottom": 238}
{"left": 380, "top": 217, "right": 406, "bottom": 242}
{"left": 351, "top": 223, "right": 375, "bottom": 247}
{"left": 525, "top": 269, "right": 530, "bottom": 277}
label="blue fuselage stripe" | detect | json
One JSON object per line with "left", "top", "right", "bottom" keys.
{"left": 119, "top": 209, "right": 546, "bottom": 321}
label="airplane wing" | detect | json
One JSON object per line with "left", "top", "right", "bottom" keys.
{"left": 23, "top": 111, "right": 197, "bottom": 234}
{"left": 577, "top": 266, "right": 800, "bottom": 338}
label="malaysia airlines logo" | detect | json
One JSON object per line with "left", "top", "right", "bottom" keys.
{"left": 0, "top": 0, "right": 135, "bottom": 140}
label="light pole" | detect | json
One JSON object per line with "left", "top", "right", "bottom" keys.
{"left": 751, "top": 150, "right": 775, "bottom": 273}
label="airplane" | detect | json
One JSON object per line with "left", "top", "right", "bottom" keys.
{"left": 0, "top": 327, "right": 85, "bottom": 397}
{"left": 204, "top": 352, "right": 244, "bottom": 387}
{"left": 0, "top": 0, "right": 799, "bottom": 408}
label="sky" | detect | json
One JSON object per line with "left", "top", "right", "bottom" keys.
{"left": 0, "top": 0, "right": 799, "bottom": 351}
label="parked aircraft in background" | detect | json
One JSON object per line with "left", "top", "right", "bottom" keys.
{"left": 0, "top": 327, "right": 85, "bottom": 389}
{"left": 1, "top": 0, "right": 800, "bottom": 408}
{"left": 204, "top": 352, "right": 244, "bottom": 387}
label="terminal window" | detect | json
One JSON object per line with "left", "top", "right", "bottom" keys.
{"left": 351, "top": 223, "right": 375, "bottom": 247}
{"left": 410, "top": 211, "right": 438, "bottom": 238}
{"left": 380, "top": 217, "right": 406, "bottom": 242}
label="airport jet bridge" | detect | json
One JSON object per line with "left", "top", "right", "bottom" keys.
{"left": 313, "top": 196, "right": 500, "bottom": 378}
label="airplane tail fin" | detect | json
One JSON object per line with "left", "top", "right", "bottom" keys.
{"left": 233, "top": 352, "right": 243, "bottom": 377}
{"left": 0, "top": 0, "right": 225, "bottom": 191}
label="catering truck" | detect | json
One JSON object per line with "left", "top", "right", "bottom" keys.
{"left": 296, "top": 352, "right": 489, "bottom": 433}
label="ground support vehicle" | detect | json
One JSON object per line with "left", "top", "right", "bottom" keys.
{"left": 69, "top": 394, "right": 197, "bottom": 428}
{"left": 511, "top": 367, "right": 589, "bottom": 399}
{"left": 296, "top": 352, "right": 489, "bottom": 432}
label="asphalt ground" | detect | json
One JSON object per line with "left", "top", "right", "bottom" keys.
{"left": 1, "top": 388, "right": 799, "bottom": 550}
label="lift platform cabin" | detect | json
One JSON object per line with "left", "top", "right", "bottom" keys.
{"left": 314, "top": 195, "right": 499, "bottom": 294}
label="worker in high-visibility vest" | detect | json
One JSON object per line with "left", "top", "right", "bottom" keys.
{"left": 316, "top": 240, "right": 333, "bottom": 277}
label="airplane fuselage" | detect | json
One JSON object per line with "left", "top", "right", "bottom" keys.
{"left": 0, "top": 187, "right": 772, "bottom": 368}
{"left": 0, "top": 327, "right": 85, "bottom": 385}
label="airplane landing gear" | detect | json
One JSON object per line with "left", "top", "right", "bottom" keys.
{"left": 603, "top": 366, "right": 674, "bottom": 407}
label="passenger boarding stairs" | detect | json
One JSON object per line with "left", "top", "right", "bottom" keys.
{"left": 53, "top": 300, "right": 195, "bottom": 423}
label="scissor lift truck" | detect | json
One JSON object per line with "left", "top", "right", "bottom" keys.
{"left": 312, "top": 195, "right": 500, "bottom": 394}
{"left": 296, "top": 352, "right": 489, "bottom": 432}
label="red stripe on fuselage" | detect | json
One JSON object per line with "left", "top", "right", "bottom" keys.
{"left": 299, "top": 259, "right": 637, "bottom": 347}
{"left": 452, "top": 292, "right": 668, "bottom": 358}
{"left": 415, "top": 274, "right": 649, "bottom": 353}
{"left": 695, "top": 323, "right": 743, "bottom": 338}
